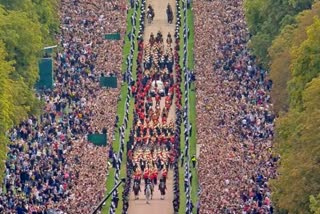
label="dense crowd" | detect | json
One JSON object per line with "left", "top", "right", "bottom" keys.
{"left": 0, "top": 0, "right": 127, "bottom": 213}
{"left": 193, "top": 0, "right": 278, "bottom": 213}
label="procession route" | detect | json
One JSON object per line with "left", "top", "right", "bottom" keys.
{"left": 128, "top": 0, "right": 176, "bottom": 212}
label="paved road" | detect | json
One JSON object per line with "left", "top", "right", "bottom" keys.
{"left": 128, "top": 0, "right": 176, "bottom": 212}
{"left": 128, "top": 171, "right": 174, "bottom": 213}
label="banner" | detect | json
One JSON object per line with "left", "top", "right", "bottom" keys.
{"left": 36, "top": 58, "right": 53, "bottom": 90}
{"left": 100, "top": 76, "right": 117, "bottom": 88}
{"left": 87, "top": 134, "right": 107, "bottom": 146}
{"left": 104, "top": 33, "right": 121, "bottom": 40}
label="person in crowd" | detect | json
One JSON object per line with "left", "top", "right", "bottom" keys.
{"left": 193, "top": 0, "right": 278, "bottom": 213}
{"left": 0, "top": 0, "right": 127, "bottom": 213}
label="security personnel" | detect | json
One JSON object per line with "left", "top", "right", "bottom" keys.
{"left": 191, "top": 155, "right": 196, "bottom": 168}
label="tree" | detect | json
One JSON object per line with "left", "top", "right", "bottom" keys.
{"left": 0, "top": 41, "right": 15, "bottom": 133}
{"left": 288, "top": 17, "right": 320, "bottom": 109}
{"left": 0, "top": 7, "right": 43, "bottom": 87}
{"left": 269, "top": 2, "right": 320, "bottom": 113}
{"left": 244, "top": 0, "right": 314, "bottom": 67}
{"left": 310, "top": 193, "right": 320, "bottom": 214}
{"left": 272, "top": 77, "right": 320, "bottom": 213}
{"left": 0, "top": 0, "right": 59, "bottom": 43}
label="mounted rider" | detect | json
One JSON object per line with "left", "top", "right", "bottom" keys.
{"left": 150, "top": 167, "right": 158, "bottom": 185}
{"left": 134, "top": 168, "right": 142, "bottom": 184}
{"left": 144, "top": 176, "right": 153, "bottom": 196}
{"left": 147, "top": 4, "right": 155, "bottom": 23}
{"left": 143, "top": 167, "right": 150, "bottom": 184}
{"left": 159, "top": 178, "right": 167, "bottom": 199}
{"left": 161, "top": 168, "right": 168, "bottom": 183}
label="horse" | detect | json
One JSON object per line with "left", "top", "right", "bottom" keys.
{"left": 166, "top": 4, "right": 173, "bottom": 24}
{"left": 159, "top": 179, "right": 166, "bottom": 200}
{"left": 133, "top": 180, "right": 141, "bottom": 200}
{"left": 147, "top": 5, "right": 154, "bottom": 24}
{"left": 145, "top": 183, "right": 152, "bottom": 204}
{"left": 147, "top": 12, "right": 153, "bottom": 24}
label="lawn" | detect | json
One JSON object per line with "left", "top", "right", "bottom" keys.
{"left": 178, "top": 1, "right": 199, "bottom": 213}
{"left": 101, "top": 3, "right": 140, "bottom": 213}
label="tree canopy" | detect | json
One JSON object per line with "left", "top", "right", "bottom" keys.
{"left": 269, "top": 2, "right": 320, "bottom": 113}
{"left": 244, "top": 0, "right": 314, "bottom": 67}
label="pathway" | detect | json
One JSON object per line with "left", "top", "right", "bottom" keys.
{"left": 128, "top": 0, "right": 176, "bottom": 212}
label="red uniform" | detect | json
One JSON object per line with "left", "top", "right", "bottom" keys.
{"left": 155, "top": 94, "right": 161, "bottom": 103}
{"left": 131, "top": 85, "right": 136, "bottom": 94}
{"left": 170, "top": 136, "right": 175, "bottom": 144}
{"left": 162, "top": 116, "right": 167, "bottom": 124}
{"left": 162, "top": 170, "right": 167, "bottom": 178}
{"left": 134, "top": 172, "right": 141, "bottom": 180}
{"left": 143, "top": 170, "right": 150, "bottom": 180}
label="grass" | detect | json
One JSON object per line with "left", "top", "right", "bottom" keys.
{"left": 178, "top": 1, "right": 186, "bottom": 212}
{"left": 178, "top": 1, "right": 199, "bottom": 213}
{"left": 186, "top": 5, "right": 199, "bottom": 208}
{"left": 101, "top": 2, "right": 140, "bottom": 213}
{"left": 101, "top": 83, "right": 128, "bottom": 213}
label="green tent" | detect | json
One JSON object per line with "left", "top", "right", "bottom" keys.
{"left": 104, "top": 33, "right": 121, "bottom": 40}
{"left": 36, "top": 58, "right": 54, "bottom": 90}
{"left": 100, "top": 76, "right": 117, "bottom": 88}
{"left": 88, "top": 134, "right": 107, "bottom": 146}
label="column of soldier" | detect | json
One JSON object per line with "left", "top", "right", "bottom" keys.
{"left": 128, "top": 30, "right": 176, "bottom": 188}
{"left": 125, "top": 13, "right": 183, "bottom": 202}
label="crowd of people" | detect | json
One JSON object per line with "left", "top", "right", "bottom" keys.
{"left": 0, "top": 0, "right": 128, "bottom": 213}
{"left": 0, "top": 0, "right": 281, "bottom": 212}
{"left": 193, "top": 0, "right": 278, "bottom": 213}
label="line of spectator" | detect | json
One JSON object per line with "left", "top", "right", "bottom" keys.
{"left": 172, "top": 1, "right": 182, "bottom": 213}
{"left": 193, "top": 0, "right": 278, "bottom": 213}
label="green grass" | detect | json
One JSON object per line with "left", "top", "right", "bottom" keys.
{"left": 178, "top": 2, "right": 199, "bottom": 213}
{"left": 101, "top": 83, "right": 128, "bottom": 213}
{"left": 101, "top": 2, "right": 140, "bottom": 213}
{"left": 186, "top": 5, "right": 199, "bottom": 208}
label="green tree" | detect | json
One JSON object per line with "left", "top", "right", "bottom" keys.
{"left": 0, "top": 41, "right": 15, "bottom": 182}
{"left": 0, "top": 41, "right": 15, "bottom": 133}
{"left": 0, "top": 0, "right": 59, "bottom": 183}
{"left": 269, "top": 2, "right": 320, "bottom": 113}
{"left": 288, "top": 17, "right": 320, "bottom": 109}
{"left": 272, "top": 77, "right": 320, "bottom": 213}
{"left": 310, "top": 193, "right": 320, "bottom": 214}
{"left": 0, "top": 7, "right": 43, "bottom": 88}
{"left": 0, "top": 0, "right": 59, "bottom": 43}
{"left": 244, "top": 0, "right": 314, "bottom": 67}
